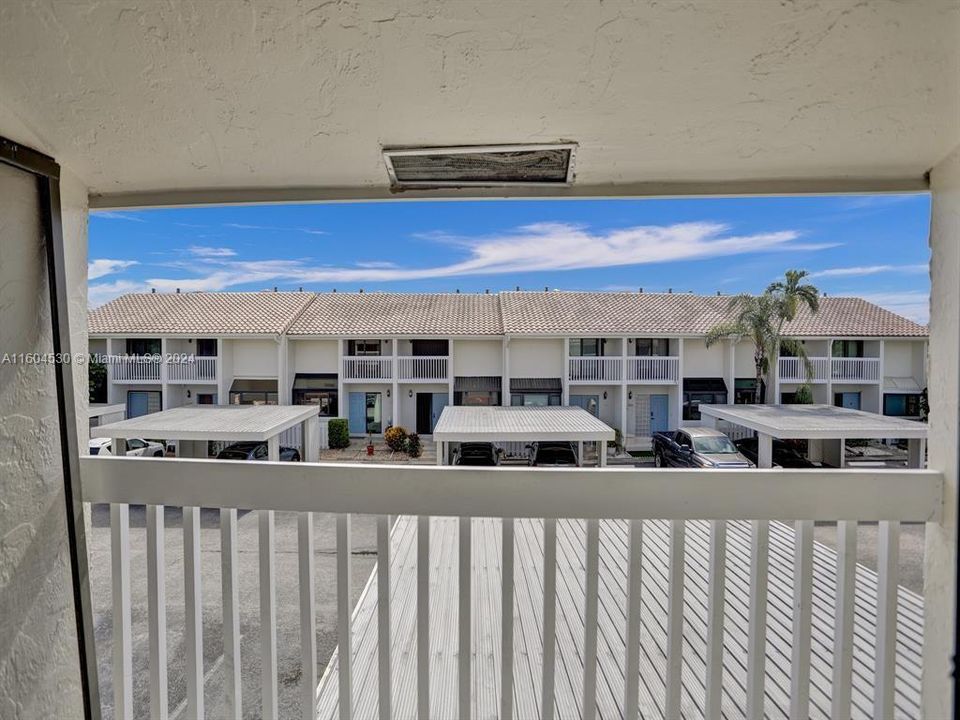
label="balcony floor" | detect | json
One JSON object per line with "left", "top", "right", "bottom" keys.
{"left": 316, "top": 517, "right": 922, "bottom": 719}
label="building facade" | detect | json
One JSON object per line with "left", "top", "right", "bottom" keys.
{"left": 89, "top": 290, "right": 928, "bottom": 449}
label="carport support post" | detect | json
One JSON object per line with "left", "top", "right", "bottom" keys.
{"left": 757, "top": 433, "right": 772, "bottom": 469}
{"left": 436, "top": 440, "right": 444, "bottom": 466}
{"left": 908, "top": 438, "right": 924, "bottom": 469}
{"left": 807, "top": 438, "right": 823, "bottom": 464}
{"left": 578, "top": 441, "right": 584, "bottom": 467}
{"left": 599, "top": 440, "right": 607, "bottom": 467}
{"left": 303, "top": 416, "right": 320, "bottom": 462}
{"left": 268, "top": 435, "right": 279, "bottom": 462}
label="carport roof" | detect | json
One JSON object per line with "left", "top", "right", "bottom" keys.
{"left": 699, "top": 403, "right": 928, "bottom": 440}
{"left": 92, "top": 405, "right": 318, "bottom": 442}
{"left": 432, "top": 405, "right": 614, "bottom": 442}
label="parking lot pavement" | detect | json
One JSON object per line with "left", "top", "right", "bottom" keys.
{"left": 87, "top": 505, "right": 377, "bottom": 720}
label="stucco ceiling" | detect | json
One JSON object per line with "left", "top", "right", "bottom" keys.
{"left": 1, "top": 0, "right": 958, "bottom": 205}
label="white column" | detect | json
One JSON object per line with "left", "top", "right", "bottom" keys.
{"left": 277, "top": 336, "right": 289, "bottom": 405}
{"left": 877, "top": 339, "right": 886, "bottom": 416}
{"left": 448, "top": 337, "right": 454, "bottom": 406}
{"left": 160, "top": 337, "right": 170, "bottom": 409}
{"left": 337, "top": 338, "right": 345, "bottom": 419}
{"left": 106, "top": 337, "right": 118, "bottom": 404}
{"left": 620, "top": 339, "right": 629, "bottom": 436}
{"left": 676, "top": 338, "right": 685, "bottom": 426}
{"left": 216, "top": 337, "right": 228, "bottom": 405}
{"left": 826, "top": 337, "right": 835, "bottom": 405}
{"left": 726, "top": 340, "right": 736, "bottom": 404}
{"left": 502, "top": 337, "right": 511, "bottom": 406}
{"left": 562, "top": 336, "right": 570, "bottom": 405}
{"left": 391, "top": 339, "right": 399, "bottom": 427}
{"left": 921, "top": 143, "right": 960, "bottom": 719}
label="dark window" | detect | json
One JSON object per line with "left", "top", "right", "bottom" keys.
{"left": 126, "top": 338, "right": 161, "bottom": 356}
{"left": 195, "top": 338, "right": 217, "bottom": 357}
{"left": 781, "top": 392, "right": 798, "bottom": 404}
{"left": 197, "top": 393, "right": 215, "bottom": 405}
{"left": 676, "top": 432, "right": 693, "bottom": 449}
{"left": 832, "top": 339, "right": 864, "bottom": 358}
{"left": 511, "top": 392, "right": 562, "bottom": 407}
{"left": 682, "top": 379, "right": 727, "bottom": 420}
{"left": 348, "top": 339, "right": 382, "bottom": 356}
{"left": 884, "top": 393, "right": 921, "bottom": 417}
{"left": 455, "top": 390, "right": 500, "bottom": 406}
{"left": 734, "top": 379, "right": 758, "bottom": 404}
{"left": 411, "top": 339, "right": 448, "bottom": 356}
{"left": 292, "top": 374, "right": 338, "bottom": 416}
{"left": 229, "top": 379, "right": 278, "bottom": 405}
{"left": 635, "top": 338, "right": 670, "bottom": 356}
{"left": 569, "top": 338, "right": 605, "bottom": 357}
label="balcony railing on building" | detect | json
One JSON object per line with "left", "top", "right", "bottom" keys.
{"left": 110, "top": 355, "right": 162, "bottom": 382}
{"left": 779, "top": 356, "right": 880, "bottom": 383}
{"left": 166, "top": 356, "right": 218, "bottom": 383}
{"left": 626, "top": 356, "right": 680, "bottom": 383}
{"left": 397, "top": 355, "right": 449, "bottom": 382}
{"left": 568, "top": 356, "right": 623, "bottom": 382}
{"left": 568, "top": 356, "right": 680, "bottom": 383}
{"left": 342, "top": 356, "right": 393, "bottom": 381}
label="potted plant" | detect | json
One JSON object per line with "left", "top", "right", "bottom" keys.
{"left": 365, "top": 434, "right": 375, "bottom": 456}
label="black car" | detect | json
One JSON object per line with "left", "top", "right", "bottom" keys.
{"left": 452, "top": 442, "right": 502, "bottom": 466}
{"left": 528, "top": 441, "right": 579, "bottom": 467}
{"left": 216, "top": 441, "right": 301, "bottom": 462}
{"left": 733, "top": 437, "right": 820, "bottom": 468}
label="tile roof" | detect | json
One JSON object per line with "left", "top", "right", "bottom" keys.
{"left": 285, "top": 292, "right": 503, "bottom": 336}
{"left": 87, "top": 291, "right": 315, "bottom": 335}
{"left": 88, "top": 291, "right": 927, "bottom": 338}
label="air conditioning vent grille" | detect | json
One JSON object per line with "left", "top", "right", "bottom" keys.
{"left": 383, "top": 144, "right": 576, "bottom": 187}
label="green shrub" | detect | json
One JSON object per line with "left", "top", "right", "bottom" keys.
{"left": 792, "top": 384, "right": 814, "bottom": 404}
{"left": 384, "top": 425, "right": 409, "bottom": 452}
{"left": 406, "top": 433, "right": 423, "bottom": 458}
{"left": 328, "top": 418, "right": 350, "bottom": 449}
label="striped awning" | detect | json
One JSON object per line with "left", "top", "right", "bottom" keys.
{"left": 510, "top": 377, "right": 562, "bottom": 393}
{"left": 454, "top": 376, "right": 502, "bottom": 392}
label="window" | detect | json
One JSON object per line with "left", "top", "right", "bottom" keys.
{"left": 569, "top": 338, "right": 605, "bottom": 357}
{"left": 511, "top": 392, "right": 561, "bottom": 407}
{"left": 455, "top": 390, "right": 500, "bottom": 406}
{"left": 676, "top": 432, "right": 692, "bottom": 449}
{"left": 366, "top": 392, "right": 382, "bottom": 433}
{"left": 229, "top": 379, "right": 278, "bottom": 405}
{"left": 635, "top": 338, "right": 670, "bottom": 357}
{"left": 832, "top": 339, "right": 864, "bottom": 358}
{"left": 195, "top": 338, "right": 217, "bottom": 357}
{"left": 682, "top": 379, "right": 727, "bottom": 420}
{"left": 884, "top": 393, "right": 921, "bottom": 417}
{"left": 411, "top": 339, "right": 448, "bottom": 356}
{"left": 292, "top": 374, "right": 338, "bottom": 416}
{"left": 126, "top": 338, "right": 161, "bottom": 356}
{"left": 126, "top": 390, "right": 161, "bottom": 418}
{"left": 348, "top": 339, "right": 382, "bottom": 356}
{"left": 734, "top": 379, "right": 758, "bottom": 404}
{"left": 126, "top": 439, "right": 146, "bottom": 450}
{"left": 197, "top": 393, "right": 215, "bottom": 405}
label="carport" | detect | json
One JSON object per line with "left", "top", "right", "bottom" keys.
{"left": 92, "top": 405, "right": 323, "bottom": 462}
{"left": 432, "top": 405, "right": 615, "bottom": 466}
{"left": 699, "top": 403, "right": 927, "bottom": 470}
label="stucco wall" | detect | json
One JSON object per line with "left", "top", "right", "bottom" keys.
{"left": 230, "top": 338, "right": 278, "bottom": 378}
{"left": 291, "top": 338, "right": 339, "bottom": 374}
{"left": 883, "top": 340, "right": 919, "bottom": 378}
{"left": 0, "top": 161, "right": 86, "bottom": 718}
{"left": 452, "top": 339, "right": 502, "bottom": 376}
{"left": 683, "top": 338, "right": 725, "bottom": 377}
{"left": 508, "top": 338, "right": 564, "bottom": 377}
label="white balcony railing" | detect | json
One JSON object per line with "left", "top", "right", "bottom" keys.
{"left": 397, "top": 355, "right": 449, "bottom": 382}
{"left": 568, "top": 356, "right": 623, "bottom": 382}
{"left": 110, "top": 355, "right": 162, "bottom": 382}
{"left": 166, "top": 356, "right": 218, "bottom": 383}
{"left": 626, "top": 356, "right": 680, "bottom": 383}
{"left": 81, "top": 455, "right": 940, "bottom": 720}
{"left": 778, "top": 356, "right": 830, "bottom": 383}
{"left": 832, "top": 357, "right": 881, "bottom": 382}
{"left": 342, "top": 356, "right": 393, "bottom": 381}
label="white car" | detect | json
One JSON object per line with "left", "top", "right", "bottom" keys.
{"left": 89, "top": 437, "right": 165, "bottom": 457}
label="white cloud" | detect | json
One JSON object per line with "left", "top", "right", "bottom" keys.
{"left": 857, "top": 291, "right": 930, "bottom": 324}
{"left": 810, "top": 263, "right": 927, "bottom": 279}
{"left": 837, "top": 194, "right": 919, "bottom": 211}
{"left": 88, "top": 280, "right": 148, "bottom": 307}
{"left": 88, "top": 258, "right": 138, "bottom": 280}
{"left": 224, "top": 223, "right": 326, "bottom": 235}
{"left": 355, "top": 261, "right": 399, "bottom": 269}
{"left": 90, "top": 211, "right": 146, "bottom": 222}
{"left": 189, "top": 246, "right": 236, "bottom": 257}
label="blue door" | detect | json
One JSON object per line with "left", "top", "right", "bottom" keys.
{"left": 650, "top": 394, "right": 670, "bottom": 434}
{"left": 837, "top": 392, "right": 861, "bottom": 411}
{"left": 430, "top": 393, "right": 448, "bottom": 433}
{"left": 348, "top": 392, "right": 367, "bottom": 435}
{"left": 569, "top": 394, "right": 600, "bottom": 416}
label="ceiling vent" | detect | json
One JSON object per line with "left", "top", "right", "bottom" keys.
{"left": 383, "top": 143, "right": 577, "bottom": 189}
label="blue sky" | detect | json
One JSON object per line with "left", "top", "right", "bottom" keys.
{"left": 89, "top": 194, "right": 931, "bottom": 322}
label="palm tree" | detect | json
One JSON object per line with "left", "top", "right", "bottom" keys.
{"left": 705, "top": 270, "right": 820, "bottom": 403}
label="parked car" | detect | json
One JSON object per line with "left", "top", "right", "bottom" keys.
{"left": 89, "top": 437, "right": 165, "bottom": 457}
{"left": 733, "top": 437, "right": 821, "bottom": 468}
{"left": 452, "top": 442, "right": 502, "bottom": 466}
{"left": 652, "top": 428, "right": 753, "bottom": 468}
{"left": 216, "top": 442, "right": 301, "bottom": 462}
{"left": 527, "top": 441, "right": 579, "bottom": 467}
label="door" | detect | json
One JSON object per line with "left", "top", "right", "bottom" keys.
{"left": 127, "top": 390, "right": 161, "bottom": 418}
{"left": 430, "top": 393, "right": 449, "bottom": 434}
{"left": 569, "top": 394, "right": 600, "bottom": 416}
{"left": 349, "top": 392, "right": 367, "bottom": 434}
{"left": 650, "top": 394, "right": 670, "bottom": 434}
{"left": 836, "top": 392, "right": 861, "bottom": 410}
{"left": 416, "top": 393, "right": 433, "bottom": 434}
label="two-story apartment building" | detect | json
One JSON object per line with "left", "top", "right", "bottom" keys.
{"left": 89, "top": 290, "right": 928, "bottom": 449}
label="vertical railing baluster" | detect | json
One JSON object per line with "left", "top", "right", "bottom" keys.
{"left": 873, "top": 520, "right": 900, "bottom": 720}
{"left": 831, "top": 520, "right": 857, "bottom": 720}
{"left": 541, "top": 518, "right": 558, "bottom": 720}
{"left": 112, "top": 503, "right": 133, "bottom": 720}
{"left": 220, "top": 508, "right": 242, "bottom": 719}
{"left": 746, "top": 519, "right": 769, "bottom": 720}
{"left": 501, "top": 517, "right": 515, "bottom": 720}
{"left": 791, "top": 520, "right": 814, "bottom": 719}
{"left": 377, "top": 515, "right": 392, "bottom": 720}
{"left": 184, "top": 505, "right": 204, "bottom": 719}
{"left": 623, "top": 519, "right": 644, "bottom": 720}
{"left": 146, "top": 504, "right": 168, "bottom": 720}
{"left": 338, "top": 514, "right": 353, "bottom": 720}
{"left": 459, "top": 516, "right": 473, "bottom": 719}
{"left": 300, "top": 512, "right": 317, "bottom": 720}
{"left": 260, "top": 509, "right": 278, "bottom": 720}
{"left": 417, "top": 515, "right": 430, "bottom": 720}
{"left": 582, "top": 519, "right": 601, "bottom": 720}
{"left": 665, "top": 520, "right": 686, "bottom": 719}
{"left": 704, "top": 519, "right": 727, "bottom": 719}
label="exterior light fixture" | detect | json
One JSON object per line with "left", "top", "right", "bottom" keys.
{"left": 408, "top": 389, "right": 413, "bottom": 398}
{"left": 628, "top": 391, "right": 633, "bottom": 400}
{"left": 602, "top": 391, "right": 608, "bottom": 400}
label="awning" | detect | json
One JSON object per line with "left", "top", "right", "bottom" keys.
{"left": 230, "top": 378, "right": 278, "bottom": 392}
{"left": 510, "top": 377, "right": 562, "bottom": 393}
{"left": 293, "top": 373, "right": 338, "bottom": 390}
{"left": 683, "top": 378, "right": 727, "bottom": 393}
{"left": 455, "top": 376, "right": 502, "bottom": 392}
{"left": 884, "top": 376, "right": 922, "bottom": 392}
